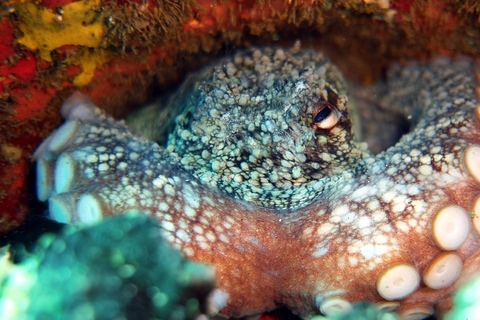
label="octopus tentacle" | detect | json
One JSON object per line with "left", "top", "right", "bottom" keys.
{"left": 34, "top": 94, "right": 291, "bottom": 316}
{"left": 34, "top": 53, "right": 480, "bottom": 319}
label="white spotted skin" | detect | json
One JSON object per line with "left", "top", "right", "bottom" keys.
{"left": 162, "top": 47, "right": 369, "bottom": 211}
{"left": 34, "top": 51, "right": 480, "bottom": 318}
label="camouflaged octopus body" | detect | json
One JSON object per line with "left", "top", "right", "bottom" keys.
{"left": 34, "top": 47, "right": 480, "bottom": 319}
{"left": 164, "top": 47, "right": 369, "bottom": 210}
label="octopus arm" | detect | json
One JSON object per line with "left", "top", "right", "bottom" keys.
{"left": 34, "top": 93, "right": 298, "bottom": 317}
{"left": 34, "top": 55, "right": 480, "bottom": 319}
{"left": 281, "top": 57, "right": 480, "bottom": 317}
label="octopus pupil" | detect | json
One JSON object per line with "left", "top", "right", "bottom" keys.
{"left": 314, "top": 105, "right": 332, "bottom": 123}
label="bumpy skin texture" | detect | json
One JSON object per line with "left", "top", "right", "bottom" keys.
{"left": 34, "top": 47, "right": 480, "bottom": 319}
{"left": 164, "top": 47, "right": 369, "bottom": 210}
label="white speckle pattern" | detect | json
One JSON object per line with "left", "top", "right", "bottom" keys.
{"left": 33, "top": 49, "right": 480, "bottom": 318}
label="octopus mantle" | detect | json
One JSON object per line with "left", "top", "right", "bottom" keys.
{"left": 34, "top": 48, "right": 480, "bottom": 319}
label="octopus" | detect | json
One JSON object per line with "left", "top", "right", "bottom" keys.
{"left": 33, "top": 44, "right": 480, "bottom": 319}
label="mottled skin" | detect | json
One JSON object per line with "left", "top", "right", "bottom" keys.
{"left": 162, "top": 46, "right": 369, "bottom": 210}
{"left": 34, "top": 47, "right": 480, "bottom": 319}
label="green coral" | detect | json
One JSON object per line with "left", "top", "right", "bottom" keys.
{"left": 445, "top": 275, "right": 480, "bottom": 320}
{"left": 0, "top": 213, "right": 214, "bottom": 320}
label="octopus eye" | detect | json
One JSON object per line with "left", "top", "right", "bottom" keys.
{"left": 313, "top": 101, "right": 341, "bottom": 130}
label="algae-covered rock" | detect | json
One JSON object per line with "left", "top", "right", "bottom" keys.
{"left": 0, "top": 213, "right": 215, "bottom": 320}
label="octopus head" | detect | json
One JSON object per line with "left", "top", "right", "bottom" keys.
{"left": 161, "top": 47, "right": 371, "bottom": 210}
